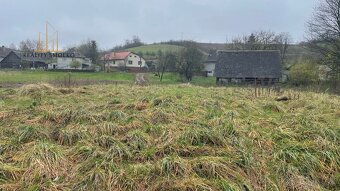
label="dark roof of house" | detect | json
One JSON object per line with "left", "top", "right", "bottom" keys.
{"left": 0, "top": 46, "right": 12, "bottom": 58}
{"left": 215, "top": 50, "right": 282, "bottom": 78}
{"left": 204, "top": 53, "right": 219, "bottom": 63}
{"left": 1, "top": 51, "right": 46, "bottom": 62}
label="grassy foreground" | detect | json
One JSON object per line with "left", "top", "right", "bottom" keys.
{"left": 0, "top": 71, "right": 135, "bottom": 83}
{"left": 0, "top": 84, "right": 339, "bottom": 190}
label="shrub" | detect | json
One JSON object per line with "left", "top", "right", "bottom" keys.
{"left": 289, "top": 62, "right": 319, "bottom": 85}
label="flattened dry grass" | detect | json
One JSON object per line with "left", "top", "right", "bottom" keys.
{"left": 0, "top": 84, "right": 339, "bottom": 190}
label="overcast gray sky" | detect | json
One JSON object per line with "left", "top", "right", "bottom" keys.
{"left": 0, "top": 0, "right": 318, "bottom": 50}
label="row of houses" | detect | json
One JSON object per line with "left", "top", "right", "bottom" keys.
{"left": 1, "top": 45, "right": 282, "bottom": 84}
{"left": 0, "top": 47, "right": 146, "bottom": 71}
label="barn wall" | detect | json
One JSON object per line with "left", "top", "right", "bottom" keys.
{"left": 0, "top": 52, "right": 21, "bottom": 68}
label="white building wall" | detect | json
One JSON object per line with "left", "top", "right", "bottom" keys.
{"left": 108, "top": 53, "right": 146, "bottom": 68}
{"left": 203, "top": 63, "right": 215, "bottom": 77}
{"left": 127, "top": 53, "right": 146, "bottom": 67}
{"left": 108, "top": 60, "right": 125, "bottom": 67}
{"left": 49, "top": 57, "right": 92, "bottom": 69}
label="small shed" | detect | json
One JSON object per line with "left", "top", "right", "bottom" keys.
{"left": 215, "top": 50, "right": 282, "bottom": 85}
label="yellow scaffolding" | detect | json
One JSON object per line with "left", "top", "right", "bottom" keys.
{"left": 36, "top": 21, "right": 62, "bottom": 52}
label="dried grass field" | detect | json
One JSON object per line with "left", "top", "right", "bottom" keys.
{"left": 0, "top": 84, "right": 339, "bottom": 190}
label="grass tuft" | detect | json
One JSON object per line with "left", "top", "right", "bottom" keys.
{"left": 22, "top": 141, "right": 66, "bottom": 183}
{"left": 159, "top": 155, "right": 191, "bottom": 178}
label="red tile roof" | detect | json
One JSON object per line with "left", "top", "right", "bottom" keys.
{"left": 104, "top": 51, "right": 131, "bottom": 60}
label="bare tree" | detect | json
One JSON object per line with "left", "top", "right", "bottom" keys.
{"left": 176, "top": 42, "right": 204, "bottom": 81}
{"left": 307, "top": 0, "right": 340, "bottom": 79}
{"left": 157, "top": 51, "right": 177, "bottom": 82}
{"left": 228, "top": 31, "right": 291, "bottom": 64}
{"left": 19, "top": 39, "right": 39, "bottom": 51}
{"left": 273, "top": 33, "right": 292, "bottom": 64}
{"left": 9, "top": 43, "right": 17, "bottom": 50}
{"left": 253, "top": 31, "right": 276, "bottom": 50}
{"left": 229, "top": 35, "right": 248, "bottom": 50}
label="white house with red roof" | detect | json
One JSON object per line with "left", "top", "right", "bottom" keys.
{"left": 103, "top": 51, "right": 146, "bottom": 72}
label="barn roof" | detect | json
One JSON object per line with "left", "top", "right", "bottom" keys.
{"left": 204, "top": 53, "right": 218, "bottom": 63}
{"left": 215, "top": 50, "right": 282, "bottom": 78}
{"left": 1, "top": 51, "right": 46, "bottom": 62}
{"left": 0, "top": 46, "right": 12, "bottom": 58}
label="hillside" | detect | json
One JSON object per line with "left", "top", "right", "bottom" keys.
{"left": 0, "top": 84, "right": 339, "bottom": 190}
{"left": 127, "top": 44, "right": 184, "bottom": 59}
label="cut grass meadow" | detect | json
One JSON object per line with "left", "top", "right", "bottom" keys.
{"left": 0, "top": 83, "right": 339, "bottom": 190}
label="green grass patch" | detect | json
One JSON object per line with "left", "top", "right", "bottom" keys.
{"left": 0, "top": 70, "right": 135, "bottom": 83}
{"left": 127, "top": 44, "right": 183, "bottom": 54}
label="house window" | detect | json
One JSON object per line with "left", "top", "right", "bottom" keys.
{"left": 138, "top": 61, "right": 142, "bottom": 65}
{"left": 112, "top": 61, "right": 115, "bottom": 65}
{"left": 128, "top": 60, "right": 133, "bottom": 65}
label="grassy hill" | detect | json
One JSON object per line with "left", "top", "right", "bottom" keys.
{"left": 127, "top": 44, "right": 184, "bottom": 59}
{"left": 0, "top": 84, "right": 339, "bottom": 190}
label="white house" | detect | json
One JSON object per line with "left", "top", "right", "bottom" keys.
{"left": 203, "top": 53, "right": 218, "bottom": 77}
{"left": 49, "top": 54, "right": 92, "bottom": 70}
{"left": 103, "top": 51, "right": 146, "bottom": 72}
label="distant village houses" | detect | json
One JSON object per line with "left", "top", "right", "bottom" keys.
{"left": 0, "top": 48, "right": 93, "bottom": 70}
{"left": 102, "top": 51, "right": 146, "bottom": 72}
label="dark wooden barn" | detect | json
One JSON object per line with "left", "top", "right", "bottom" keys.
{"left": 215, "top": 50, "right": 282, "bottom": 85}
{"left": 0, "top": 51, "right": 47, "bottom": 69}
{"left": 0, "top": 46, "right": 12, "bottom": 61}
